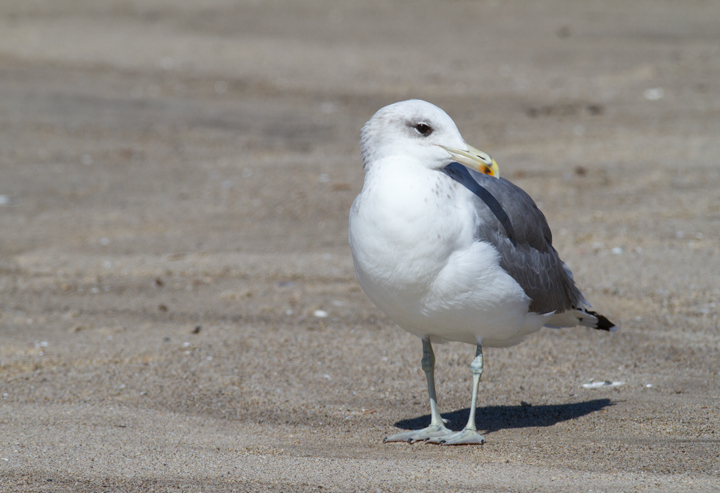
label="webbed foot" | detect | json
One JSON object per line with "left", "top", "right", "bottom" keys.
{"left": 384, "top": 424, "right": 453, "bottom": 444}
{"left": 427, "top": 428, "right": 485, "bottom": 446}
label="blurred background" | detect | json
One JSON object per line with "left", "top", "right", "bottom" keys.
{"left": 2, "top": 0, "right": 719, "bottom": 255}
{"left": 1, "top": 0, "right": 718, "bottom": 490}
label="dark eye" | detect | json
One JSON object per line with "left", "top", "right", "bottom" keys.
{"left": 413, "top": 123, "right": 433, "bottom": 137}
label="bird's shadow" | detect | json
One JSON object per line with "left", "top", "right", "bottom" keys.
{"left": 394, "top": 398, "right": 613, "bottom": 434}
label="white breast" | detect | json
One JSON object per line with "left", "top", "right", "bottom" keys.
{"left": 349, "top": 158, "right": 549, "bottom": 347}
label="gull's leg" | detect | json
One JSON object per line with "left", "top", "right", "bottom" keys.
{"left": 384, "top": 339, "right": 453, "bottom": 443}
{"left": 428, "top": 342, "right": 486, "bottom": 445}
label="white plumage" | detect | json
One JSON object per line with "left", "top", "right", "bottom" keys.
{"left": 349, "top": 100, "right": 615, "bottom": 445}
{"left": 350, "top": 153, "right": 549, "bottom": 347}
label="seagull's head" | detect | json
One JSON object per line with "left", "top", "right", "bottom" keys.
{"left": 360, "top": 99, "right": 499, "bottom": 177}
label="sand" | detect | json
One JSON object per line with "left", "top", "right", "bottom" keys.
{"left": 0, "top": 0, "right": 718, "bottom": 491}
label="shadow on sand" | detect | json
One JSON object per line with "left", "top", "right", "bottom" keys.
{"left": 394, "top": 398, "right": 613, "bottom": 435}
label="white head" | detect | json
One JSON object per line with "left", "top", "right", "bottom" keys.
{"left": 360, "top": 99, "right": 499, "bottom": 176}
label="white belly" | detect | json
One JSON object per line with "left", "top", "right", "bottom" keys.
{"left": 349, "top": 160, "right": 549, "bottom": 347}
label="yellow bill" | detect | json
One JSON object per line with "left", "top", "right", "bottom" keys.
{"left": 440, "top": 144, "right": 500, "bottom": 178}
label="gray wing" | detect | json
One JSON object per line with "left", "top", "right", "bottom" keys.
{"left": 443, "top": 163, "right": 584, "bottom": 314}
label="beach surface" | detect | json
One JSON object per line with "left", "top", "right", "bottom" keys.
{"left": 0, "top": 1, "right": 719, "bottom": 491}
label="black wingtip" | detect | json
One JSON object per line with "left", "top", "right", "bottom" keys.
{"left": 586, "top": 310, "right": 617, "bottom": 332}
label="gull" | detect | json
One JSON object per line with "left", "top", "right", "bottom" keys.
{"left": 348, "top": 100, "right": 616, "bottom": 445}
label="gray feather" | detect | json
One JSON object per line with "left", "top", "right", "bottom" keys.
{"left": 443, "top": 163, "right": 584, "bottom": 314}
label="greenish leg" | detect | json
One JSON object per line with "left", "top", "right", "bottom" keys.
{"left": 428, "top": 342, "right": 486, "bottom": 445}
{"left": 384, "top": 339, "right": 453, "bottom": 443}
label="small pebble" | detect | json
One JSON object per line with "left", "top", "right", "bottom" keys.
{"left": 643, "top": 88, "right": 664, "bottom": 100}
{"left": 313, "top": 310, "right": 328, "bottom": 318}
{"left": 582, "top": 380, "right": 624, "bottom": 389}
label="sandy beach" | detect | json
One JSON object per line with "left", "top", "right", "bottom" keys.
{"left": 1, "top": 1, "right": 719, "bottom": 491}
